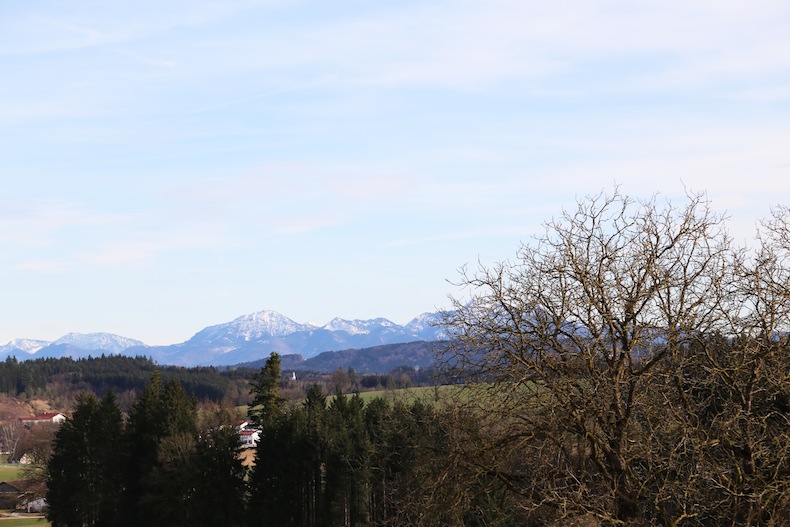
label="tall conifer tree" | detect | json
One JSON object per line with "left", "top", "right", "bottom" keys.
{"left": 47, "top": 392, "right": 124, "bottom": 527}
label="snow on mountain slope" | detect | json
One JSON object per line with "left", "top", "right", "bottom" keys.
{"left": 52, "top": 333, "right": 146, "bottom": 354}
{"left": 188, "top": 310, "right": 317, "bottom": 345}
{"left": 4, "top": 309, "right": 449, "bottom": 367}
{"left": 0, "top": 338, "right": 50, "bottom": 357}
{"left": 321, "top": 317, "right": 396, "bottom": 335}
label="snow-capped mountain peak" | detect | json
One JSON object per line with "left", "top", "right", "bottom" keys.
{"left": 321, "top": 317, "right": 396, "bottom": 335}
{"left": 405, "top": 312, "right": 443, "bottom": 331}
{"left": 234, "top": 310, "right": 317, "bottom": 338}
{"left": 2, "top": 308, "right": 449, "bottom": 367}
{"left": 0, "top": 338, "right": 50, "bottom": 355}
{"left": 189, "top": 309, "right": 317, "bottom": 345}
{"left": 52, "top": 332, "right": 145, "bottom": 354}
{"left": 405, "top": 312, "right": 449, "bottom": 340}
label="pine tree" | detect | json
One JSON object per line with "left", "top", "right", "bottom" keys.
{"left": 47, "top": 391, "right": 124, "bottom": 527}
{"left": 162, "top": 379, "right": 198, "bottom": 437}
{"left": 123, "top": 372, "right": 199, "bottom": 527}
{"left": 191, "top": 426, "right": 247, "bottom": 526}
{"left": 248, "top": 352, "right": 285, "bottom": 428}
{"left": 324, "top": 391, "right": 371, "bottom": 527}
{"left": 122, "top": 371, "right": 165, "bottom": 525}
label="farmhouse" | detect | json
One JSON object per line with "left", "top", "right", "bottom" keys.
{"left": 0, "top": 479, "right": 46, "bottom": 511}
{"left": 18, "top": 412, "right": 65, "bottom": 427}
{"left": 239, "top": 429, "right": 260, "bottom": 448}
{"left": 232, "top": 419, "right": 251, "bottom": 431}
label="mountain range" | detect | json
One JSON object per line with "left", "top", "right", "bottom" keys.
{"left": 0, "top": 310, "right": 447, "bottom": 367}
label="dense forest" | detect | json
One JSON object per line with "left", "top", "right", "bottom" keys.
{"left": 0, "top": 354, "right": 251, "bottom": 404}
{"left": 0, "top": 352, "right": 436, "bottom": 411}
{"left": 244, "top": 341, "right": 443, "bottom": 374}
{"left": 45, "top": 356, "right": 473, "bottom": 527}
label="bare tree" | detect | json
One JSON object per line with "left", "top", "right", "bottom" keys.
{"left": 660, "top": 205, "right": 790, "bottom": 526}
{"left": 1, "top": 420, "right": 23, "bottom": 461}
{"left": 439, "top": 189, "right": 734, "bottom": 525}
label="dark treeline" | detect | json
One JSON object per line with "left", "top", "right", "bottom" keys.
{"left": 47, "top": 371, "right": 247, "bottom": 527}
{"left": 0, "top": 355, "right": 253, "bottom": 403}
{"left": 0, "top": 353, "right": 439, "bottom": 408}
{"left": 247, "top": 354, "right": 464, "bottom": 527}
{"left": 258, "top": 341, "right": 442, "bottom": 374}
{"left": 45, "top": 355, "right": 487, "bottom": 527}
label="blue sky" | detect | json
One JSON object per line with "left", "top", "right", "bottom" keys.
{"left": 1, "top": 0, "right": 789, "bottom": 345}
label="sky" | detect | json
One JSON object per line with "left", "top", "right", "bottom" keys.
{"left": 1, "top": 0, "right": 790, "bottom": 346}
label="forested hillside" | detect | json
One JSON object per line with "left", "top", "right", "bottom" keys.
{"left": 0, "top": 355, "right": 252, "bottom": 405}
{"left": 0, "top": 345, "right": 441, "bottom": 413}
{"left": 240, "top": 340, "right": 443, "bottom": 373}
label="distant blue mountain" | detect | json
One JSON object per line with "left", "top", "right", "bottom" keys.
{"left": 0, "top": 310, "right": 448, "bottom": 367}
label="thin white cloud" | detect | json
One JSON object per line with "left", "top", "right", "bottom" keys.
{"left": 321, "top": 1, "right": 790, "bottom": 93}
{"left": 1, "top": 0, "right": 789, "bottom": 346}
{"left": 0, "top": 0, "right": 280, "bottom": 56}
{"left": 0, "top": 199, "right": 128, "bottom": 245}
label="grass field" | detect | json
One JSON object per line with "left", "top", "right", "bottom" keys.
{"left": 0, "top": 466, "right": 23, "bottom": 483}
{"left": 326, "top": 384, "right": 461, "bottom": 405}
{"left": 238, "top": 385, "right": 467, "bottom": 416}
{"left": 0, "top": 518, "right": 49, "bottom": 526}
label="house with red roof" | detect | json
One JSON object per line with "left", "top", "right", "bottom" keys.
{"left": 18, "top": 412, "right": 65, "bottom": 427}
{"left": 239, "top": 429, "right": 260, "bottom": 448}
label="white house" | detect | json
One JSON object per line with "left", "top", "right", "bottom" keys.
{"left": 232, "top": 419, "right": 251, "bottom": 431}
{"left": 239, "top": 429, "right": 260, "bottom": 448}
{"left": 18, "top": 412, "right": 65, "bottom": 426}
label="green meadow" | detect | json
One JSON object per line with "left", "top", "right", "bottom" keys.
{"left": 239, "top": 384, "right": 466, "bottom": 415}
{"left": 0, "top": 466, "right": 22, "bottom": 483}
{"left": 0, "top": 518, "right": 49, "bottom": 526}
{"left": 326, "top": 384, "right": 459, "bottom": 404}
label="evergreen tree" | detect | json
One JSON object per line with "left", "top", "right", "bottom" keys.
{"left": 248, "top": 411, "right": 294, "bottom": 526}
{"left": 47, "top": 392, "right": 124, "bottom": 527}
{"left": 122, "top": 371, "right": 165, "bottom": 525}
{"left": 92, "top": 392, "right": 126, "bottom": 523}
{"left": 301, "top": 385, "right": 328, "bottom": 527}
{"left": 123, "top": 372, "right": 199, "bottom": 527}
{"left": 247, "top": 352, "right": 287, "bottom": 524}
{"left": 191, "top": 426, "right": 247, "bottom": 527}
{"left": 248, "top": 385, "right": 329, "bottom": 527}
{"left": 143, "top": 433, "right": 197, "bottom": 527}
{"left": 248, "top": 352, "right": 285, "bottom": 428}
{"left": 162, "top": 378, "right": 198, "bottom": 437}
{"left": 324, "top": 391, "right": 371, "bottom": 527}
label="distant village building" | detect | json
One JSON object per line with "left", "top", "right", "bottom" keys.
{"left": 232, "top": 419, "right": 251, "bottom": 431}
{"left": 26, "top": 497, "right": 48, "bottom": 513}
{"left": 0, "top": 479, "right": 46, "bottom": 511}
{"left": 239, "top": 429, "right": 260, "bottom": 448}
{"left": 18, "top": 412, "right": 65, "bottom": 427}
{"left": 232, "top": 419, "right": 260, "bottom": 448}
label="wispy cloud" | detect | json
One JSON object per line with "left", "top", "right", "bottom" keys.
{"left": 0, "top": 199, "right": 127, "bottom": 245}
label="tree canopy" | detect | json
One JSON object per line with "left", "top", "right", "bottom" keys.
{"left": 439, "top": 190, "right": 790, "bottom": 526}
